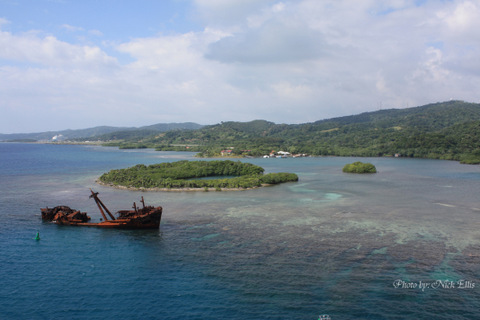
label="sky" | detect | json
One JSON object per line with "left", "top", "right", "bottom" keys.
{"left": 1, "top": 0, "right": 480, "bottom": 133}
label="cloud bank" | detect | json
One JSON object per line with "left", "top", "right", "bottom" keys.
{"left": 1, "top": 0, "right": 480, "bottom": 133}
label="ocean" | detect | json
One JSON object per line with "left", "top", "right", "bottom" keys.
{"left": 0, "top": 142, "right": 479, "bottom": 319}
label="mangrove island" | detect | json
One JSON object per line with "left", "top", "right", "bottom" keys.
{"left": 98, "top": 160, "right": 299, "bottom": 191}
{"left": 342, "top": 161, "right": 377, "bottom": 173}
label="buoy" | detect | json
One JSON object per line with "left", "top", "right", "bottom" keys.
{"left": 34, "top": 232, "right": 40, "bottom": 240}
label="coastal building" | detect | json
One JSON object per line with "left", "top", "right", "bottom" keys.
{"left": 221, "top": 149, "right": 233, "bottom": 156}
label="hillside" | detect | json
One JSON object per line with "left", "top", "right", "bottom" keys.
{"left": 3, "top": 101, "right": 479, "bottom": 163}
{"left": 0, "top": 122, "right": 203, "bottom": 142}
{"left": 99, "top": 100, "right": 480, "bottom": 162}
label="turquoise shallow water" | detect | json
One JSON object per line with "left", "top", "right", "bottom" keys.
{"left": 0, "top": 143, "right": 479, "bottom": 319}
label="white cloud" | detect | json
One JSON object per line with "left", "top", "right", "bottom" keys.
{"left": 440, "top": 1, "right": 480, "bottom": 51}
{"left": 444, "top": 1, "right": 480, "bottom": 33}
{"left": 270, "top": 81, "right": 314, "bottom": 100}
{"left": 0, "top": 27, "right": 117, "bottom": 67}
{"left": 116, "top": 32, "right": 205, "bottom": 70}
{"left": 0, "top": 17, "right": 10, "bottom": 26}
{"left": 89, "top": 29, "right": 103, "bottom": 37}
{"left": 61, "top": 24, "right": 84, "bottom": 32}
{"left": 2, "top": 0, "right": 480, "bottom": 133}
{"left": 192, "top": 0, "right": 276, "bottom": 26}
{"left": 414, "top": 47, "right": 449, "bottom": 83}
{"left": 205, "top": 21, "right": 325, "bottom": 64}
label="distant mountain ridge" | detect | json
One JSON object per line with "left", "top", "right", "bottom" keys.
{"left": 0, "top": 122, "right": 204, "bottom": 141}
{"left": 94, "top": 100, "right": 480, "bottom": 163}
{"left": 3, "top": 101, "right": 480, "bottom": 163}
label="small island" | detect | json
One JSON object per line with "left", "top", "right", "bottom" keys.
{"left": 98, "top": 160, "right": 298, "bottom": 191}
{"left": 342, "top": 161, "right": 377, "bottom": 173}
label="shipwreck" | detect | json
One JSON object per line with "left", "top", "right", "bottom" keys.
{"left": 41, "top": 190, "right": 162, "bottom": 229}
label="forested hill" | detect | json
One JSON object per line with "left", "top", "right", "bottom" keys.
{"left": 101, "top": 100, "right": 480, "bottom": 163}
{"left": 312, "top": 100, "right": 480, "bottom": 129}
{"left": 0, "top": 122, "right": 203, "bottom": 142}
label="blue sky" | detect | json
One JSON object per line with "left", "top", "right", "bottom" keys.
{"left": 1, "top": 0, "right": 480, "bottom": 133}
{"left": 1, "top": 1, "right": 198, "bottom": 38}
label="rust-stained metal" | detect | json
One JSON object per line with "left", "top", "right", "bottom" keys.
{"left": 41, "top": 206, "right": 91, "bottom": 224}
{"left": 89, "top": 189, "right": 116, "bottom": 220}
{"left": 41, "top": 190, "right": 162, "bottom": 229}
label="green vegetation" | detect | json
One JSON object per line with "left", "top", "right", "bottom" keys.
{"left": 459, "top": 153, "right": 480, "bottom": 164}
{"left": 5, "top": 139, "right": 37, "bottom": 143}
{"left": 342, "top": 162, "right": 377, "bottom": 173}
{"left": 99, "top": 160, "right": 298, "bottom": 190}
{"left": 80, "top": 101, "right": 480, "bottom": 164}
{"left": 0, "top": 123, "right": 203, "bottom": 142}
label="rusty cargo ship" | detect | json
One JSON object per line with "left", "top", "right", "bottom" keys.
{"left": 41, "top": 190, "right": 162, "bottom": 229}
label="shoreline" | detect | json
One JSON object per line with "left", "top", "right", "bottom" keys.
{"left": 96, "top": 180, "right": 271, "bottom": 192}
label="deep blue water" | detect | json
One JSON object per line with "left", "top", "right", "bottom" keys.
{"left": 1, "top": 143, "right": 479, "bottom": 319}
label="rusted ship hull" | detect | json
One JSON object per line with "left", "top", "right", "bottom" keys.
{"left": 51, "top": 209, "right": 162, "bottom": 229}
{"left": 41, "top": 190, "right": 162, "bottom": 229}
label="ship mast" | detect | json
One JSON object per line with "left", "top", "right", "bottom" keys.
{"left": 89, "top": 189, "right": 116, "bottom": 220}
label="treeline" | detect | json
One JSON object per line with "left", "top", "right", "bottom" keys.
{"left": 99, "top": 160, "right": 298, "bottom": 190}
{"left": 89, "top": 101, "right": 480, "bottom": 163}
